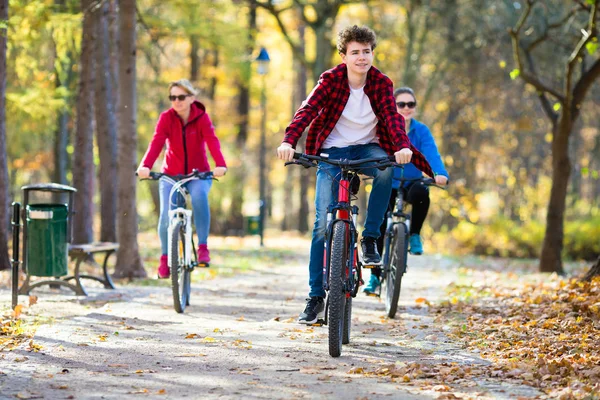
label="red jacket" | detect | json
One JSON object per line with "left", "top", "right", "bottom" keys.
{"left": 283, "top": 64, "right": 433, "bottom": 177}
{"left": 141, "top": 101, "right": 226, "bottom": 175}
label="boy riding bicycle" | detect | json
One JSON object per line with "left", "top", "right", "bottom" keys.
{"left": 276, "top": 25, "right": 433, "bottom": 324}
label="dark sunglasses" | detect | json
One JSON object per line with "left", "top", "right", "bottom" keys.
{"left": 168, "top": 94, "right": 191, "bottom": 101}
{"left": 396, "top": 101, "right": 416, "bottom": 109}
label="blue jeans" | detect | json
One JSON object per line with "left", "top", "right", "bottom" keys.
{"left": 308, "top": 144, "right": 393, "bottom": 297}
{"left": 158, "top": 177, "right": 213, "bottom": 255}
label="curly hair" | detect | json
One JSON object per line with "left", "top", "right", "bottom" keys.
{"left": 337, "top": 25, "right": 377, "bottom": 55}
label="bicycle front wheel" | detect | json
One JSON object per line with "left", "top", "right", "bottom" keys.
{"left": 384, "top": 223, "right": 408, "bottom": 318}
{"left": 328, "top": 222, "right": 348, "bottom": 357}
{"left": 169, "top": 221, "right": 191, "bottom": 313}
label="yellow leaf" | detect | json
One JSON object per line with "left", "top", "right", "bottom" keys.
{"left": 185, "top": 333, "right": 198, "bottom": 339}
{"left": 12, "top": 304, "right": 23, "bottom": 318}
{"left": 201, "top": 337, "right": 216, "bottom": 343}
{"left": 28, "top": 296, "right": 38, "bottom": 306}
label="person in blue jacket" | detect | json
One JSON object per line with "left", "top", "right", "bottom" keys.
{"left": 364, "top": 87, "right": 449, "bottom": 294}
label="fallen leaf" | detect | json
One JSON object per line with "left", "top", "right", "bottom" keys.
{"left": 12, "top": 304, "right": 23, "bottom": 318}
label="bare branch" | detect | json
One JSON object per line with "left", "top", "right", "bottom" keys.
{"left": 525, "top": 51, "right": 558, "bottom": 123}
{"left": 509, "top": 0, "right": 565, "bottom": 102}
{"left": 566, "top": 2, "right": 598, "bottom": 97}
{"left": 251, "top": 0, "right": 313, "bottom": 72}
{"left": 572, "top": 57, "right": 600, "bottom": 117}
{"left": 135, "top": 3, "right": 169, "bottom": 60}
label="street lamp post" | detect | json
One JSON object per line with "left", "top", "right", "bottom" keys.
{"left": 256, "top": 47, "right": 270, "bottom": 247}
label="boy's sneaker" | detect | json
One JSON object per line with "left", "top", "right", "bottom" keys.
{"left": 298, "top": 296, "right": 325, "bottom": 324}
{"left": 361, "top": 236, "right": 381, "bottom": 265}
{"left": 197, "top": 244, "right": 210, "bottom": 264}
{"left": 409, "top": 234, "right": 423, "bottom": 255}
{"left": 363, "top": 274, "right": 380, "bottom": 295}
{"left": 158, "top": 254, "right": 169, "bottom": 279}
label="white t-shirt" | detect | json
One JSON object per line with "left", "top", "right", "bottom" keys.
{"left": 322, "top": 85, "right": 379, "bottom": 149}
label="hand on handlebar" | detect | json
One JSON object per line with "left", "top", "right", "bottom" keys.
{"left": 136, "top": 166, "right": 150, "bottom": 179}
{"left": 394, "top": 148, "right": 413, "bottom": 164}
{"left": 435, "top": 175, "right": 448, "bottom": 186}
{"left": 213, "top": 167, "right": 227, "bottom": 178}
{"left": 277, "top": 143, "right": 296, "bottom": 162}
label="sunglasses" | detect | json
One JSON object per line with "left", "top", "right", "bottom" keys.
{"left": 396, "top": 101, "right": 416, "bottom": 109}
{"left": 169, "top": 94, "right": 191, "bottom": 102}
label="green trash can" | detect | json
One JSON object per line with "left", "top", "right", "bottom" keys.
{"left": 246, "top": 216, "right": 261, "bottom": 235}
{"left": 25, "top": 203, "right": 69, "bottom": 277}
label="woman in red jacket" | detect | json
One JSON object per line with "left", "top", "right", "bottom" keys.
{"left": 137, "top": 79, "right": 227, "bottom": 278}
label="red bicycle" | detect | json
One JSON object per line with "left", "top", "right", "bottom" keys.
{"left": 287, "top": 153, "right": 397, "bottom": 357}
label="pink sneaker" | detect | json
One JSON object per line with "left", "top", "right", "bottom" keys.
{"left": 158, "top": 254, "right": 169, "bottom": 279}
{"left": 197, "top": 244, "right": 210, "bottom": 264}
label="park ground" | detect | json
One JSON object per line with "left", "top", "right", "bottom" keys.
{"left": 0, "top": 234, "right": 599, "bottom": 399}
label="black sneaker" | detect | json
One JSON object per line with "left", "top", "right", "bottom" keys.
{"left": 361, "top": 236, "right": 381, "bottom": 265}
{"left": 298, "top": 296, "right": 325, "bottom": 324}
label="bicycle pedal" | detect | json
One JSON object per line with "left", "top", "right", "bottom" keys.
{"left": 310, "top": 319, "right": 325, "bottom": 327}
{"left": 197, "top": 262, "right": 210, "bottom": 268}
{"left": 362, "top": 263, "right": 382, "bottom": 269}
{"left": 364, "top": 291, "right": 380, "bottom": 298}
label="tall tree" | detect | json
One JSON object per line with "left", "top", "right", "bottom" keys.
{"left": 0, "top": 0, "right": 10, "bottom": 270}
{"left": 93, "top": 0, "right": 118, "bottom": 242}
{"left": 227, "top": 2, "right": 256, "bottom": 233}
{"left": 52, "top": 0, "right": 75, "bottom": 193}
{"left": 510, "top": 0, "right": 600, "bottom": 274}
{"left": 114, "top": 0, "right": 145, "bottom": 278}
{"left": 72, "top": 0, "right": 95, "bottom": 244}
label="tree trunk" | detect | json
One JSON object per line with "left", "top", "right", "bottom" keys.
{"left": 0, "top": 0, "right": 10, "bottom": 270}
{"left": 107, "top": 0, "right": 119, "bottom": 107}
{"left": 583, "top": 256, "right": 600, "bottom": 281}
{"left": 539, "top": 119, "right": 571, "bottom": 274}
{"left": 294, "top": 15, "right": 310, "bottom": 234}
{"left": 52, "top": 0, "right": 73, "bottom": 197}
{"left": 72, "top": 0, "right": 96, "bottom": 245}
{"left": 114, "top": 0, "right": 145, "bottom": 278}
{"left": 190, "top": 34, "right": 200, "bottom": 83}
{"left": 226, "top": 3, "right": 255, "bottom": 234}
{"left": 93, "top": 0, "right": 118, "bottom": 243}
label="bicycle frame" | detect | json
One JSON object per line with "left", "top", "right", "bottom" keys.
{"left": 323, "top": 170, "right": 359, "bottom": 295}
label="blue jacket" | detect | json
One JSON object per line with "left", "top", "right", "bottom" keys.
{"left": 393, "top": 118, "right": 448, "bottom": 189}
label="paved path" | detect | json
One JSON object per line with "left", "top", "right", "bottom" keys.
{"left": 0, "top": 251, "right": 542, "bottom": 399}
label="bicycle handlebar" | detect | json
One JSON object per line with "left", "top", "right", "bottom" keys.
{"left": 286, "top": 152, "right": 398, "bottom": 171}
{"left": 393, "top": 176, "right": 447, "bottom": 190}
{"left": 136, "top": 169, "right": 214, "bottom": 181}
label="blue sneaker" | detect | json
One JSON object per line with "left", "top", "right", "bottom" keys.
{"left": 409, "top": 234, "right": 423, "bottom": 255}
{"left": 363, "top": 274, "right": 380, "bottom": 295}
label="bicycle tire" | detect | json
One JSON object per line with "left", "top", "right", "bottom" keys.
{"left": 385, "top": 223, "right": 408, "bottom": 318}
{"left": 342, "top": 296, "right": 352, "bottom": 344}
{"left": 169, "top": 221, "right": 190, "bottom": 313}
{"left": 328, "top": 222, "right": 348, "bottom": 357}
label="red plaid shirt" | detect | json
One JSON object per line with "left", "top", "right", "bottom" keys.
{"left": 283, "top": 64, "right": 433, "bottom": 177}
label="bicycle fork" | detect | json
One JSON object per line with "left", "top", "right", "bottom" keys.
{"left": 167, "top": 208, "right": 193, "bottom": 268}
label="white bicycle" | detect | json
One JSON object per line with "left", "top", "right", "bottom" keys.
{"left": 143, "top": 170, "right": 214, "bottom": 313}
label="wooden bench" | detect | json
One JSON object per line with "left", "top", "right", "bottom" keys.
{"left": 20, "top": 242, "right": 119, "bottom": 296}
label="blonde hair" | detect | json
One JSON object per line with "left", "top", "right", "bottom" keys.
{"left": 168, "top": 79, "right": 198, "bottom": 96}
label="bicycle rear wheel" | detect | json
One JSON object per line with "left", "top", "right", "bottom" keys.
{"left": 384, "top": 223, "right": 408, "bottom": 318}
{"left": 328, "top": 222, "right": 348, "bottom": 357}
{"left": 169, "top": 221, "right": 191, "bottom": 313}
